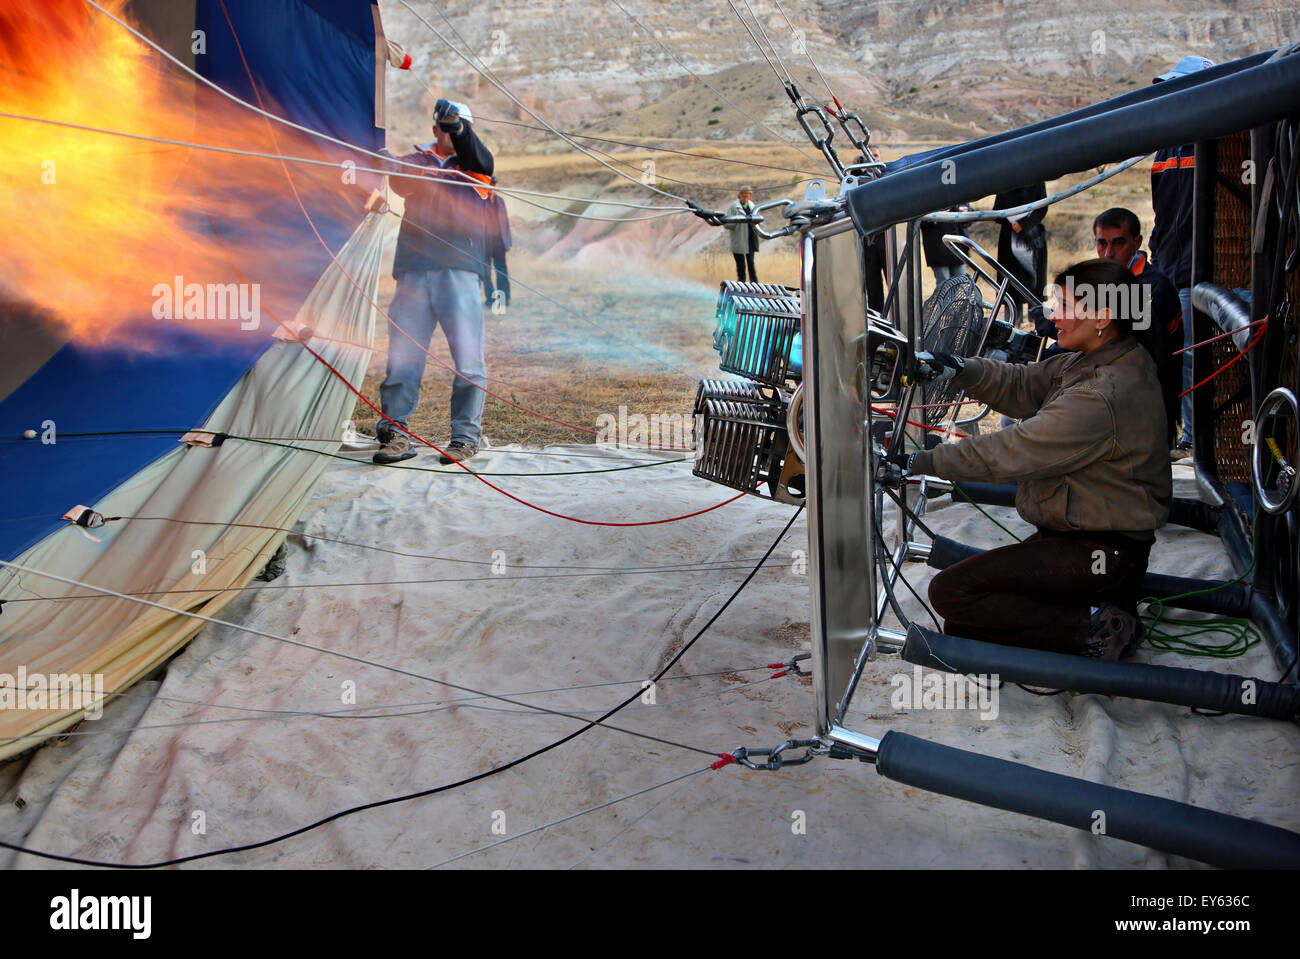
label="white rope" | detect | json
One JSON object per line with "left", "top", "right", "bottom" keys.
{"left": 423, "top": 763, "right": 714, "bottom": 869}
{"left": 773, "top": 0, "right": 837, "bottom": 104}
{"left": 603, "top": 0, "right": 821, "bottom": 163}
{"left": 740, "top": 0, "right": 794, "bottom": 87}
{"left": 0, "top": 675, "right": 774, "bottom": 742}
{"left": 0, "top": 559, "right": 708, "bottom": 754}
{"left": 0, "top": 109, "right": 685, "bottom": 214}
{"left": 78, "top": 0, "right": 686, "bottom": 213}
{"left": 724, "top": 0, "right": 792, "bottom": 91}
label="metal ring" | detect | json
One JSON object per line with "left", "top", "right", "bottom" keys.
{"left": 1253, "top": 387, "right": 1299, "bottom": 515}
{"left": 786, "top": 382, "right": 806, "bottom": 463}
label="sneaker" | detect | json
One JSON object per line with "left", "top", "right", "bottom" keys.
{"left": 1081, "top": 603, "right": 1143, "bottom": 661}
{"left": 439, "top": 441, "right": 478, "bottom": 465}
{"left": 1170, "top": 440, "right": 1193, "bottom": 462}
{"left": 373, "top": 428, "right": 416, "bottom": 465}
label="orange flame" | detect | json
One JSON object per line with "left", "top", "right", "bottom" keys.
{"left": 0, "top": 0, "right": 363, "bottom": 346}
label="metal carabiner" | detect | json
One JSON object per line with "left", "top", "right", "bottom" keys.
{"left": 795, "top": 105, "right": 845, "bottom": 179}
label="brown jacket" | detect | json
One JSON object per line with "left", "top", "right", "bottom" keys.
{"left": 910, "top": 338, "right": 1171, "bottom": 537}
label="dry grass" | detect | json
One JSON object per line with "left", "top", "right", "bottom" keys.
{"left": 357, "top": 254, "right": 720, "bottom": 447}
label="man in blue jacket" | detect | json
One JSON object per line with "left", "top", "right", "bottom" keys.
{"left": 373, "top": 99, "right": 495, "bottom": 465}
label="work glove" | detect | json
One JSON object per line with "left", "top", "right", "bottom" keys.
{"left": 873, "top": 448, "right": 915, "bottom": 488}
{"left": 911, "top": 351, "right": 965, "bottom": 383}
{"left": 1029, "top": 305, "right": 1057, "bottom": 339}
{"left": 434, "top": 98, "right": 462, "bottom": 133}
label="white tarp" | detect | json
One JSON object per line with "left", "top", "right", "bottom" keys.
{"left": 2, "top": 456, "right": 1295, "bottom": 868}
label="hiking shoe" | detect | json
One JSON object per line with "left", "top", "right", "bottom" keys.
{"left": 1081, "top": 603, "right": 1143, "bottom": 661}
{"left": 373, "top": 429, "right": 416, "bottom": 465}
{"left": 1170, "top": 440, "right": 1193, "bottom": 462}
{"left": 439, "top": 441, "right": 478, "bottom": 465}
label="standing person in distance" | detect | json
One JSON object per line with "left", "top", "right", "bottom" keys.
{"left": 725, "top": 186, "right": 761, "bottom": 283}
{"left": 371, "top": 98, "right": 494, "bottom": 466}
{"left": 921, "top": 206, "right": 972, "bottom": 286}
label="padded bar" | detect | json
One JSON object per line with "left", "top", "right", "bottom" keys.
{"left": 948, "top": 482, "right": 1221, "bottom": 533}
{"left": 902, "top": 624, "right": 1300, "bottom": 721}
{"left": 875, "top": 730, "right": 1300, "bottom": 868}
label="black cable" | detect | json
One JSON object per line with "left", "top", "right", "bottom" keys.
{"left": 0, "top": 505, "right": 804, "bottom": 868}
{"left": 872, "top": 494, "right": 942, "bottom": 631}
{"left": 879, "top": 483, "right": 938, "bottom": 541}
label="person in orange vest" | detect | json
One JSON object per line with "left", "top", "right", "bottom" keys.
{"left": 1093, "top": 207, "right": 1184, "bottom": 449}
{"left": 370, "top": 99, "right": 495, "bottom": 465}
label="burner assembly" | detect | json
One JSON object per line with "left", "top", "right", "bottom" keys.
{"left": 693, "top": 282, "right": 806, "bottom": 504}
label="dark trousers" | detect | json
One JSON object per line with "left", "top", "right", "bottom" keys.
{"left": 733, "top": 253, "right": 757, "bottom": 283}
{"left": 862, "top": 236, "right": 887, "bottom": 313}
{"left": 928, "top": 531, "right": 1151, "bottom": 653}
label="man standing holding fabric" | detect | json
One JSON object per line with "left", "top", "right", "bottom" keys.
{"left": 371, "top": 98, "right": 494, "bottom": 465}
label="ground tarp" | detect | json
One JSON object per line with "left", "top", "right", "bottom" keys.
{"left": 1, "top": 455, "right": 1296, "bottom": 868}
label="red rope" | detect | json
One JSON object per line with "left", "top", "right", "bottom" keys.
{"left": 1179, "top": 328, "right": 1265, "bottom": 399}
{"left": 872, "top": 406, "right": 970, "bottom": 439}
{"left": 1172, "top": 317, "right": 1268, "bottom": 356}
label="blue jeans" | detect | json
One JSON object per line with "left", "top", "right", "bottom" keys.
{"left": 378, "top": 269, "right": 486, "bottom": 445}
{"left": 1178, "top": 287, "right": 1193, "bottom": 445}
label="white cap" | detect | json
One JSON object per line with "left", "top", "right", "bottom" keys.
{"left": 450, "top": 101, "right": 472, "bottom": 124}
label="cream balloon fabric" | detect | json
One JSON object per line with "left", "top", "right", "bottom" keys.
{"left": 0, "top": 214, "right": 386, "bottom": 759}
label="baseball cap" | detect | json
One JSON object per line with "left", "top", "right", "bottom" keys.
{"left": 1154, "top": 56, "right": 1215, "bottom": 83}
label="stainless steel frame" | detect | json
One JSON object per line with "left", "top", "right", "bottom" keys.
{"left": 803, "top": 218, "right": 882, "bottom": 738}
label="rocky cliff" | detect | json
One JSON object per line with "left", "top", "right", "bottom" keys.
{"left": 380, "top": 0, "right": 1296, "bottom": 144}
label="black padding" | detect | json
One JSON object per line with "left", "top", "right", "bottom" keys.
{"left": 926, "top": 534, "right": 983, "bottom": 570}
{"left": 875, "top": 730, "right": 1300, "bottom": 868}
{"left": 950, "top": 482, "right": 1220, "bottom": 533}
{"left": 950, "top": 481, "right": 1017, "bottom": 508}
{"left": 902, "top": 624, "right": 1300, "bottom": 721}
